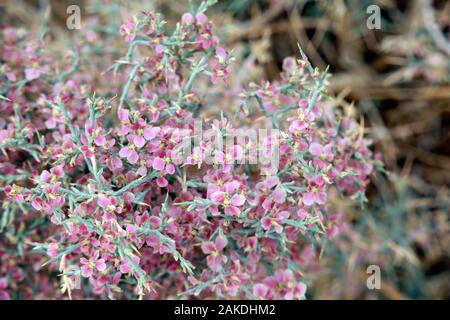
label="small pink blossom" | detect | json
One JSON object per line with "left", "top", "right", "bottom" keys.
{"left": 80, "top": 252, "right": 107, "bottom": 278}
{"left": 201, "top": 235, "right": 228, "bottom": 272}
{"left": 261, "top": 211, "right": 290, "bottom": 234}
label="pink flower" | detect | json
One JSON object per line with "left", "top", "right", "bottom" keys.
{"left": 209, "top": 180, "right": 246, "bottom": 216}
{"left": 94, "top": 134, "right": 106, "bottom": 147}
{"left": 119, "top": 145, "right": 139, "bottom": 164}
{"left": 201, "top": 235, "right": 228, "bottom": 272}
{"left": 25, "top": 68, "right": 41, "bottom": 81}
{"left": 195, "top": 13, "right": 207, "bottom": 26}
{"left": 4, "top": 185, "right": 25, "bottom": 202}
{"left": 0, "top": 278, "right": 10, "bottom": 300}
{"left": 119, "top": 256, "right": 139, "bottom": 274}
{"left": 31, "top": 196, "right": 43, "bottom": 210}
{"left": 152, "top": 156, "right": 175, "bottom": 174}
{"left": 43, "top": 183, "right": 64, "bottom": 208}
{"left": 47, "top": 243, "right": 59, "bottom": 257}
{"left": 303, "top": 182, "right": 327, "bottom": 206}
{"left": 119, "top": 19, "right": 136, "bottom": 42}
{"left": 214, "top": 145, "right": 244, "bottom": 171}
{"left": 181, "top": 13, "right": 194, "bottom": 25}
{"left": 256, "top": 176, "right": 286, "bottom": 209}
{"left": 264, "top": 269, "right": 307, "bottom": 300}
{"left": 253, "top": 283, "right": 268, "bottom": 299}
{"left": 288, "top": 107, "right": 315, "bottom": 134}
{"left": 97, "top": 196, "right": 122, "bottom": 221}
{"left": 261, "top": 211, "right": 290, "bottom": 234}
{"left": 80, "top": 251, "right": 107, "bottom": 278}
{"left": 309, "top": 142, "right": 334, "bottom": 161}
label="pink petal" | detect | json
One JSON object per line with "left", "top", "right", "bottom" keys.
{"left": 278, "top": 211, "right": 290, "bottom": 220}
{"left": 25, "top": 68, "right": 41, "bottom": 81}
{"left": 112, "top": 157, "right": 123, "bottom": 169}
{"left": 152, "top": 157, "right": 165, "bottom": 171}
{"left": 272, "top": 188, "right": 286, "bottom": 204}
{"left": 149, "top": 216, "right": 161, "bottom": 229}
{"left": 118, "top": 109, "right": 129, "bottom": 122}
{"left": 210, "top": 191, "right": 226, "bottom": 203}
{"left": 309, "top": 142, "right": 323, "bottom": 156}
{"left": 295, "top": 282, "right": 307, "bottom": 298}
{"left": 137, "top": 166, "right": 147, "bottom": 177}
{"left": 182, "top": 12, "right": 194, "bottom": 24}
{"left": 94, "top": 135, "right": 106, "bottom": 146}
{"left": 201, "top": 242, "right": 215, "bottom": 254}
{"left": 303, "top": 192, "right": 315, "bottom": 206}
{"left": 195, "top": 13, "right": 207, "bottom": 24}
{"left": 209, "top": 205, "right": 220, "bottom": 216}
{"left": 81, "top": 265, "right": 93, "bottom": 278}
{"left": 253, "top": 283, "right": 268, "bottom": 298}
{"left": 261, "top": 217, "right": 272, "bottom": 230}
{"left": 296, "top": 208, "right": 308, "bottom": 219}
{"left": 225, "top": 180, "right": 240, "bottom": 194}
{"left": 31, "top": 198, "right": 42, "bottom": 210}
{"left": 266, "top": 176, "right": 280, "bottom": 189}
{"left": 207, "top": 255, "right": 222, "bottom": 272}
{"left": 120, "top": 261, "right": 132, "bottom": 274}
{"left": 232, "top": 145, "right": 244, "bottom": 160}
{"left": 0, "top": 278, "right": 7, "bottom": 289}
{"left": 155, "top": 44, "right": 164, "bottom": 53}
{"left": 316, "top": 192, "right": 327, "bottom": 204}
{"left": 156, "top": 177, "right": 168, "bottom": 187}
{"left": 216, "top": 47, "right": 227, "bottom": 60}
{"left": 40, "top": 170, "right": 51, "bottom": 183}
{"left": 224, "top": 205, "right": 240, "bottom": 216}
{"left": 144, "top": 127, "right": 158, "bottom": 140}
{"left": 96, "top": 259, "right": 106, "bottom": 271}
{"left": 215, "top": 236, "right": 228, "bottom": 251}
{"left": 231, "top": 194, "right": 245, "bottom": 207}
{"left": 274, "top": 224, "right": 283, "bottom": 234}
{"left": 262, "top": 198, "right": 273, "bottom": 210}
{"left": 119, "top": 146, "right": 130, "bottom": 158}
{"left": 128, "top": 150, "right": 139, "bottom": 164}
{"left": 97, "top": 196, "right": 110, "bottom": 208}
{"left": 45, "top": 118, "right": 56, "bottom": 129}
{"left": 166, "top": 163, "right": 175, "bottom": 175}
{"left": 133, "top": 135, "right": 145, "bottom": 148}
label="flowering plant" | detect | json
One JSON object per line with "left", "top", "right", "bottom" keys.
{"left": 0, "top": 2, "right": 381, "bottom": 299}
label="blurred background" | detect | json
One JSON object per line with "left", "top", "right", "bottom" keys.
{"left": 1, "top": 0, "right": 449, "bottom": 299}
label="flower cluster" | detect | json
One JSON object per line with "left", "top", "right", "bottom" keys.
{"left": 0, "top": 3, "right": 381, "bottom": 300}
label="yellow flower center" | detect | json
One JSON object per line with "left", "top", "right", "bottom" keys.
{"left": 298, "top": 113, "right": 306, "bottom": 121}
{"left": 288, "top": 281, "right": 296, "bottom": 289}
{"left": 223, "top": 197, "right": 231, "bottom": 207}
{"left": 10, "top": 185, "right": 23, "bottom": 196}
